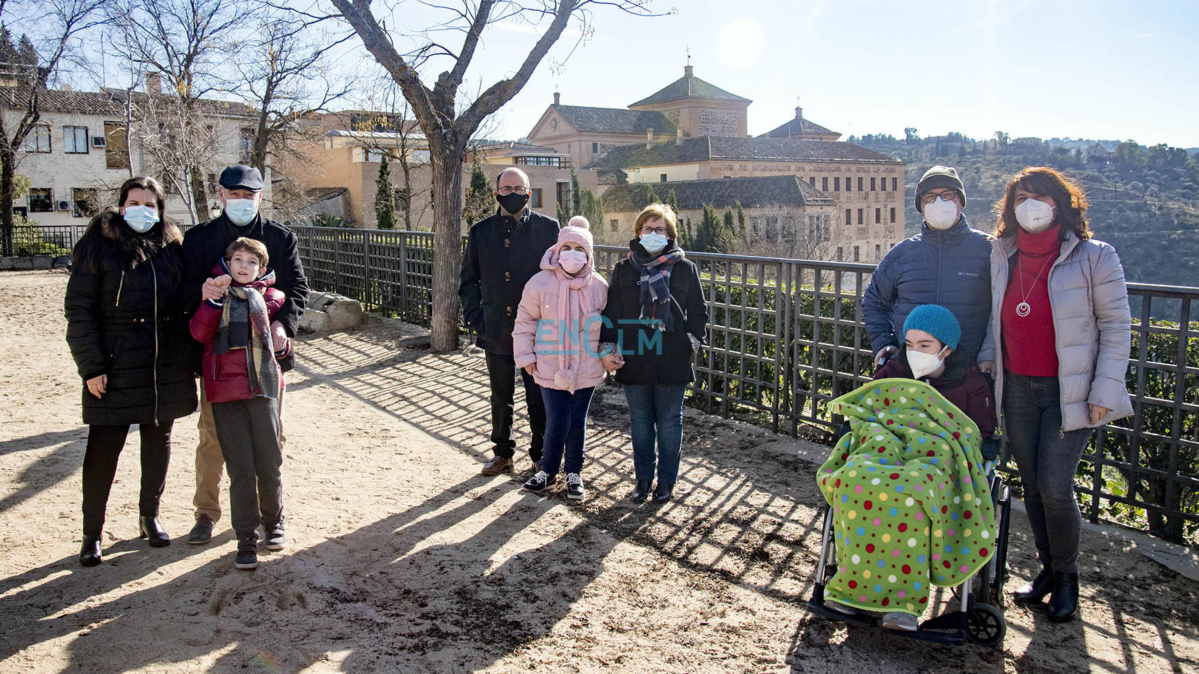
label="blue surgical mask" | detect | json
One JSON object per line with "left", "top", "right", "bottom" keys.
{"left": 122, "top": 205, "right": 160, "bottom": 233}
{"left": 640, "top": 232, "right": 668, "bottom": 255}
{"left": 224, "top": 198, "right": 258, "bottom": 226}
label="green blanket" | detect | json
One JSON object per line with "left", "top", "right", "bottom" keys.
{"left": 817, "top": 379, "right": 996, "bottom": 616}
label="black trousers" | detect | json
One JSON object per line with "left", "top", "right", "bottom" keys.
{"left": 211, "top": 397, "right": 283, "bottom": 541}
{"left": 485, "top": 350, "right": 545, "bottom": 461}
{"left": 82, "top": 421, "right": 173, "bottom": 537}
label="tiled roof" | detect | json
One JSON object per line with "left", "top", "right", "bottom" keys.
{"left": 589, "top": 136, "right": 904, "bottom": 169}
{"left": 551, "top": 104, "right": 676, "bottom": 135}
{"left": 0, "top": 87, "right": 255, "bottom": 118}
{"left": 602, "top": 175, "right": 835, "bottom": 212}
{"left": 629, "top": 70, "right": 751, "bottom": 107}
{"left": 763, "top": 115, "right": 839, "bottom": 139}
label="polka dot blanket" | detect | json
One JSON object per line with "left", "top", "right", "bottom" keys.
{"left": 817, "top": 378, "right": 996, "bottom": 616}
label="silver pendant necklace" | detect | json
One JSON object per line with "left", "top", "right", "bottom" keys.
{"left": 1016, "top": 254, "right": 1053, "bottom": 317}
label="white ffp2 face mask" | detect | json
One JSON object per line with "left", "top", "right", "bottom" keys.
{"left": 923, "top": 197, "right": 959, "bottom": 230}
{"left": 1015, "top": 198, "right": 1055, "bottom": 233}
{"left": 908, "top": 346, "right": 948, "bottom": 380}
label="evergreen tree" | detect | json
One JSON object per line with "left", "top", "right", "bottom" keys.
{"left": 579, "top": 188, "right": 604, "bottom": 230}
{"left": 462, "top": 151, "right": 493, "bottom": 228}
{"left": 735, "top": 201, "right": 746, "bottom": 240}
{"left": 696, "top": 204, "right": 735, "bottom": 253}
{"left": 571, "top": 167, "right": 583, "bottom": 217}
{"left": 375, "top": 153, "right": 396, "bottom": 230}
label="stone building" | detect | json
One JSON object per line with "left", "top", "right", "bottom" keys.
{"left": 591, "top": 136, "right": 905, "bottom": 262}
{"left": 3, "top": 78, "right": 261, "bottom": 226}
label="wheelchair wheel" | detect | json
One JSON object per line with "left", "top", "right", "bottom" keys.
{"left": 966, "top": 603, "right": 1006, "bottom": 648}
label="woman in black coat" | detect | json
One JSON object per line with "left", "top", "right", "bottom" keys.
{"left": 600, "top": 204, "right": 708, "bottom": 504}
{"left": 64, "top": 176, "right": 197, "bottom": 567}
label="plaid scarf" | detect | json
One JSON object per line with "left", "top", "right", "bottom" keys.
{"left": 627, "top": 243, "right": 685, "bottom": 332}
{"left": 213, "top": 265, "right": 279, "bottom": 399}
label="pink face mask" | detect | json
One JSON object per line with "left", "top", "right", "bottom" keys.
{"left": 559, "top": 249, "right": 588, "bottom": 274}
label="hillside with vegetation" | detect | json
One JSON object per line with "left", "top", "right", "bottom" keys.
{"left": 850, "top": 131, "right": 1199, "bottom": 292}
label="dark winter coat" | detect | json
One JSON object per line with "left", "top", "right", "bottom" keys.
{"left": 459, "top": 207, "right": 560, "bottom": 355}
{"left": 875, "top": 348, "right": 997, "bottom": 438}
{"left": 189, "top": 266, "right": 287, "bottom": 404}
{"left": 181, "top": 212, "right": 308, "bottom": 372}
{"left": 599, "top": 240, "right": 709, "bottom": 386}
{"left": 64, "top": 209, "right": 198, "bottom": 426}
{"left": 862, "top": 216, "right": 994, "bottom": 361}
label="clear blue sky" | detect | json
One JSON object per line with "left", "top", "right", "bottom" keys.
{"left": 356, "top": 0, "right": 1199, "bottom": 148}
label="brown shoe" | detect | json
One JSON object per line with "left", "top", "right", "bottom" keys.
{"left": 481, "top": 456, "right": 514, "bottom": 476}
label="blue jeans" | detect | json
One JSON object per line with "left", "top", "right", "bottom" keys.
{"left": 1003, "top": 371, "right": 1092, "bottom": 574}
{"left": 623, "top": 384, "right": 687, "bottom": 485}
{"left": 539, "top": 387, "right": 595, "bottom": 477}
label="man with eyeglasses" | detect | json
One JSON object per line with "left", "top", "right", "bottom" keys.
{"left": 460, "top": 167, "right": 561, "bottom": 475}
{"left": 862, "top": 165, "right": 996, "bottom": 373}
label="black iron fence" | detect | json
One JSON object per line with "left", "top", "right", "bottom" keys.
{"left": 17, "top": 224, "right": 1199, "bottom": 540}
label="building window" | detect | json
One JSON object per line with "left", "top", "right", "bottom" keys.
{"left": 412, "top": 149, "right": 431, "bottom": 163}
{"left": 28, "top": 188, "right": 53, "bottom": 212}
{"left": 822, "top": 176, "right": 829, "bottom": 191}
{"left": 104, "top": 122, "right": 130, "bottom": 170}
{"left": 890, "top": 207, "right": 896, "bottom": 223}
{"left": 875, "top": 208, "right": 881, "bottom": 224}
{"left": 853, "top": 245, "right": 860, "bottom": 262}
{"left": 834, "top": 177, "right": 840, "bottom": 191}
{"left": 72, "top": 188, "right": 99, "bottom": 218}
{"left": 556, "top": 181, "right": 571, "bottom": 210}
{"left": 515, "top": 156, "right": 561, "bottom": 167}
{"left": 892, "top": 177, "right": 898, "bottom": 191}
{"left": 875, "top": 244, "right": 881, "bottom": 260}
{"left": 660, "top": 173, "right": 668, "bottom": 182}
{"left": 530, "top": 188, "right": 542, "bottom": 209}
{"left": 64, "top": 126, "right": 89, "bottom": 154}
{"left": 207, "top": 173, "right": 218, "bottom": 195}
{"left": 857, "top": 208, "right": 863, "bottom": 225}
{"left": 858, "top": 177, "right": 864, "bottom": 192}
{"left": 836, "top": 246, "right": 843, "bottom": 261}
{"left": 880, "top": 176, "right": 886, "bottom": 191}
{"left": 25, "top": 125, "right": 52, "bottom": 153}
{"left": 871, "top": 177, "right": 877, "bottom": 191}
{"left": 809, "top": 176, "right": 816, "bottom": 186}
{"left": 845, "top": 176, "right": 852, "bottom": 192}
{"left": 240, "top": 128, "right": 255, "bottom": 163}
{"left": 592, "top": 142, "right": 598, "bottom": 153}
{"left": 610, "top": 218, "right": 619, "bottom": 231}
{"left": 845, "top": 208, "right": 851, "bottom": 225}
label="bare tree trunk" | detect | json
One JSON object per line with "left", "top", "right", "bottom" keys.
{"left": 429, "top": 143, "right": 465, "bottom": 351}
{"left": 0, "top": 145, "right": 14, "bottom": 257}
{"left": 190, "top": 164, "right": 210, "bottom": 222}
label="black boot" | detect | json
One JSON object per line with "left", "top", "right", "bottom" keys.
{"left": 630, "top": 480, "right": 652, "bottom": 503}
{"left": 79, "top": 535, "right": 102, "bottom": 567}
{"left": 1013, "top": 566, "right": 1054, "bottom": 604}
{"left": 138, "top": 516, "right": 171, "bottom": 548}
{"left": 1047, "top": 571, "right": 1080, "bottom": 622}
{"left": 653, "top": 483, "right": 674, "bottom": 503}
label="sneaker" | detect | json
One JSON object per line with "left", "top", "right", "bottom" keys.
{"left": 234, "top": 538, "right": 259, "bottom": 570}
{"left": 264, "top": 525, "right": 286, "bottom": 551}
{"left": 188, "top": 514, "right": 214, "bottom": 545}
{"left": 522, "top": 470, "right": 553, "bottom": 494}
{"left": 824, "top": 599, "right": 860, "bottom": 616}
{"left": 565, "top": 473, "right": 585, "bottom": 501}
{"left": 882, "top": 612, "right": 918, "bottom": 632}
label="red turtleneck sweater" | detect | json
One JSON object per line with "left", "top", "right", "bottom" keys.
{"left": 1001, "top": 224, "right": 1061, "bottom": 377}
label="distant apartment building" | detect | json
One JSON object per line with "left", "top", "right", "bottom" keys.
{"left": 289, "top": 111, "right": 599, "bottom": 230}
{"left": 2, "top": 75, "right": 262, "bottom": 226}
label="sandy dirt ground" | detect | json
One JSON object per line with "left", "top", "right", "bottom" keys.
{"left": 1, "top": 269, "right": 1196, "bottom": 674}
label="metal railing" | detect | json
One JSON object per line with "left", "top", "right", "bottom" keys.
{"left": 16, "top": 223, "right": 1199, "bottom": 539}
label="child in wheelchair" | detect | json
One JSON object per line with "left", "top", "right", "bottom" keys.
{"left": 818, "top": 305, "right": 1004, "bottom": 638}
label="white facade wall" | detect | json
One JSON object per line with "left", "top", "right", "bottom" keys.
{"left": 7, "top": 107, "right": 262, "bottom": 227}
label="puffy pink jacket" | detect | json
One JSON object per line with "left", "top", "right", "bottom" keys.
{"left": 513, "top": 240, "right": 609, "bottom": 393}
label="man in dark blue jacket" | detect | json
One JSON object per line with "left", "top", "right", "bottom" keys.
{"left": 459, "top": 167, "right": 560, "bottom": 475}
{"left": 862, "top": 166, "right": 996, "bottom": 371}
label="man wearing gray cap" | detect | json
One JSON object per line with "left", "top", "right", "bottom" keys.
{"left": 180, "top": 165, "right": 309, "bottom": 547}
{"left": 862, "top": 165, "right": 996, "bottom": 371}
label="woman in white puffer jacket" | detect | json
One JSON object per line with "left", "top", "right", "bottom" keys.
{"left": 986, "top": 167, "right": 1132, "bottom": 623}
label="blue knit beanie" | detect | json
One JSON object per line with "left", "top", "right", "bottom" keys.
{"left": 902, "top": 304, "right": 961, "bottom": 350}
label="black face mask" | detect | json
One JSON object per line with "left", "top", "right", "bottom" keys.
{"left": 496, "top": 192, "right": 529, "bottom": 215}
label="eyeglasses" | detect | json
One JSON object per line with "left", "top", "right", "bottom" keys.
{"left": 497, "top": 186, "right": 529, "bottom": 196}
{"left": 920, "top": 191, "right": 958, "bottom": 205}
{"left": 641, "top": 226, "right": 668, "bottom": 235}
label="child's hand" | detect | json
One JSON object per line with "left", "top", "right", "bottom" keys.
{"left": 210, "top": 275, "right": 232, "bottom": 289}
{"left": 523, "top": 364, "right": 535, "bottom": 376}
{"left": 602, "top": 353, "right": 624, "bottom": 371}
{"left": 201, "top": 279, "right": 226, "bottom": 302}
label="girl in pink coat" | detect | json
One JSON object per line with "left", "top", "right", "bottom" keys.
{"left": 513, "top": 217, "right": 609, "bottom": 501}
